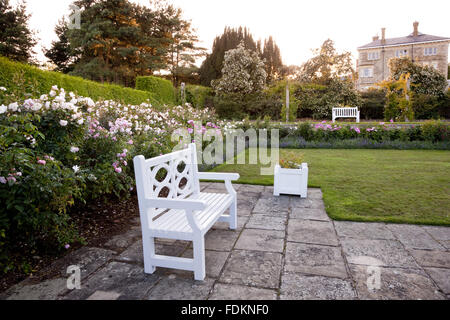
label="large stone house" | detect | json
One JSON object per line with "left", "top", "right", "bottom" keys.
{"left": 356, "top": 22, "right": 450, "bottom": 91}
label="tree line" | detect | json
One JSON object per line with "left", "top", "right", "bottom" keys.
{"left": 0, "top": 0, "right": 288, "bottom": 88}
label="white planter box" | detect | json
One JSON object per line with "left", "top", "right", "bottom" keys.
{"left": 273, "top": 163, "right": 308, "bottom": 197}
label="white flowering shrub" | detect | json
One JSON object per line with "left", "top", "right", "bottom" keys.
{"left": 212, "top": 42, "right": 267, "bottom": 96}
{"left": 0, "top": 85, "right": 223, "bottom": 271}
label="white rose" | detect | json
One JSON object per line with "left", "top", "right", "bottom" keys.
{"left": 8, "top": 102, "right": 18, "bottom": 112}
{"left": 0, "top": 87, "right": 6, "bottom": 91}
{"left": 59, "top": 120, "right": 68, "bottom": 126}
{"left": 70, "top": 146, "right": 79, "bottom": 153}
{"left": 0, "top": 105, "right": 7, "bottom": 114}
{"left": 77, "top": 118, "right": 84, "bottom": 125}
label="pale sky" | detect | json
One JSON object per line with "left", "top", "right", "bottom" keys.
{"left": 13, "top": 0, "right": 450, "bottom": 67}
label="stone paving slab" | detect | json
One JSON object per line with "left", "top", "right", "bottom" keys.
{"left": 64, "top": 262, "right": 160, "bottom": 300}
{"left": 290, "top": 208, "right": 330, "bottom": 221}
{"left": 409, "top": 250, "right": 450, "bottom": 268}
{"left": 117, "top": 240, "right": 188, "bottom": 265}
{"left": 424, "top": 268, "right": 450, "bottom": 294}
{"left": 212, "top": 216, "right": 248, "bottom": 231}
{"left": 235, "top": 229, "right": 285, "bottom": 253}
{"left": 284, "top": 242, "right": 348, "bottom": 279}
{"left": 290, "top": 197, "right": 325, "bottom": 210}
{"left": 181, "top": 249, "right": 229, "bottom": 279}
{"left": 147, "top": 275, "right": 215, "bottom": 300}
{"left": 280, "top": 273, "right": 356, "bottom": 300}
{"left": 387, "top": 224, "right": 445, "bottom": 250}
{"left": 422, "top": 226, "right": 450, "bottom": 241}
{"left": 252, "top": 197, "right": 290, "bottom": 216}
{"left": 203, "top": 229, "right": 240, "bottom": 251}
{"left": 349, "top": 264, "right": 444, "bottom": 300}
{"left": 3, "top": 184, "right": 449, "bottom": 301}
{"left": 246, "top": 214, "right": 287, "bottom": 231}
{"left": 341, "top": 238, "right": 419, "bottom": 268}
{"left": 220, "top": 250, "right": 283, "bottom": 289}
{"left": 287, "top": 219, "right": 339, "bottom": 246}
{"left": 334, "top": 221, "right": 395, "bottom": 240}
{"left": 209, "top": 283, "right": 277, "bottom": 300}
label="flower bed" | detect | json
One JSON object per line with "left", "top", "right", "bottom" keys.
{"left": 0, "top": 86, "right": 222, "bottom": 272}
{"left": 272, "top": 120, "right": 450, "bottom": 149}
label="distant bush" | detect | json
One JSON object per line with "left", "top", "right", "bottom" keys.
{"left": 212, "top": 93, "right": 282, "bottom": 120}
{"left": 135, "top": 76, "right": 176, "bottom": 106}
{"left": 294, "top": 80, "right": 361, "bottom": 119}
{"left": 360, "top": 88, "right": 386, "bottom": 120}
{"left": 184, "top": 84, "right": 214, "bottom": 108}
{"left": 0, "top": 56, "right": 157, "bottom": 105}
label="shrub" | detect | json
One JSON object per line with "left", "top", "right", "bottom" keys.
{"left": 135, "top": 76, "right": 176, "bottom": 106}
{"left": 0, "top": 56, "right": 157, "bottom": 105}
{"left": 184, "top": 84, "right": 214, "bottom": 108}
{"left": 0, "top": 83, "right": 223, "bottom": 273}
{"left": 421, "top": 120, "right": 449, "bottom": 143}
{"left": 360, "top": 88, "right": 386, "bottom": 120}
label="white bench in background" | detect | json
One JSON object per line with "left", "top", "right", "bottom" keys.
{"left": 332, "top": 107, "right": 360, "bottom": 123}
{"left": 133, "top": 143, "right": 239, "bottom": 280}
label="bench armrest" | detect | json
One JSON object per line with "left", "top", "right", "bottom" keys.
{"left": 145, "top": 198, "right": 207, "bottom": 211}
{"left": 197, "top": 172, "right": 240, "bottom": 181}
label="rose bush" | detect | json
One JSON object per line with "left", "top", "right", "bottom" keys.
{"left": 0, "top": 85, "right": 222, "bottom": 272}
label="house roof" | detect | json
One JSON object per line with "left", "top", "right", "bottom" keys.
{"left": 358, "top": 33, "right": 450, "bottom": 50}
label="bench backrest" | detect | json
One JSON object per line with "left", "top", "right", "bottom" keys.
{"left": 134, "top": 143, "right": 200, "bottom": 221}
{"left": 333, "top": 107, "right": 358, "bottom": 117}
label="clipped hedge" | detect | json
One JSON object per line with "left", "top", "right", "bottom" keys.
{"left": 135, "top": 76, "right": 176, "bottom": 106}
{"left": 0, "top": 56, "right": 158, "bottom": 105}
{"left": 185, "top": 84, "right": 214, "bottom": 108}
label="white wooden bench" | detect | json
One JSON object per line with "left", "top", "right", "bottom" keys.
{"left": 332, "top": 107, "right": 360, "bottom": 123}
{"left": 133, "top": 143, "right": 239, "bottom": 280}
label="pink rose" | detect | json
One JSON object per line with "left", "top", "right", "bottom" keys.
{"left": 37, "top": 160, "right": 46, "bottom": 165}
{"left": 115, "top": 167, "right": 122, "bottom": 173}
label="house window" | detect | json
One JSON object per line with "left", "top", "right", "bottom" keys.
{"left": 360, "top": 67, "right": 373, "bottom": 78}
{"left": 395, "top": 49, "right": 408, "bottom": 57}
{"left": 424, "top": 47, "right": 437, "bottom": 56}
{"left": 367, "top": 52, "right": 380, "bottom": 60}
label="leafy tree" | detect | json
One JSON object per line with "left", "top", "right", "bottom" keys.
{"left": 378, "top": 73, "right": 414, "bottom": 121}
{"left": 297, "top": 39, "right": 355, "bottom": 85}
{"left": 212, "top": 42, "right": 266, "bottom": 96}
{"left": 161, "top": 4, "right": 205, "bottom": 86}
{"left": 388, "top": 57, "right": 447, "bottom": 96}
{"left": 45, "top": 0, "right": 201, "bottom": 87}
{"left": 0, "top": 0, "right": 36, "bottom": 63}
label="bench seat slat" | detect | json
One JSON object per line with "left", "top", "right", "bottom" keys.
{"left": 150, "top": 192, "right": 232, "bottom": 236}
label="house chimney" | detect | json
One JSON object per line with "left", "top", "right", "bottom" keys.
{"left": 381, "top": 28, "right": 386, "bottom": 45}
{"left": 413, "top": 21, "right": 419, "bottom": 36}
{"left": 372, "top": 35, "right": 379, "bottom": 41}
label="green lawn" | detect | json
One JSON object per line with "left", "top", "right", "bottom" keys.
{"left": 209, "top": 149, "right": 450, "bottom": 226}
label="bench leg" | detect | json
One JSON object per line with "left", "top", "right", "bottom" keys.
{"left": 229, "top": 199, "right": 237, "bottom": 230}
{"left": 143, "top": 236, "right": 156, "bottom": 274}
{"left": 193, "top": 235, "right": 206, "bottom": 281}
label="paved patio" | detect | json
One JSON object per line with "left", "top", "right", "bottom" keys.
{"left": 2, "top": 183, "right": 450, "bottom": 300}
